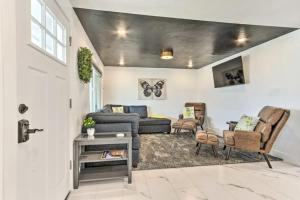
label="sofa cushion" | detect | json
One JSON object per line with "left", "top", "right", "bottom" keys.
{"left": 139, "top": 124, "right": 171, "bottom": 134}
{"left": 139, "top": 118, "right": 171, "bottom": 126}
{"left": 129, "top": 105, "right": 148, "bottom": 118}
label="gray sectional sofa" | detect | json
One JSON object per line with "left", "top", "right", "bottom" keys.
{"left": 102, "top": 104, "right": 171, "bottom": 134}
{"left": 82, "top": 105, "right": 171, "bottom": 167}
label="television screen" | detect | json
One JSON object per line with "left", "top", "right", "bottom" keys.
{"left": 212, "top": 57, "right": 245, "bottom": 88}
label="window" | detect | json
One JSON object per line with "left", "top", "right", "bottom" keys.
{"left": 89, "top": 67, "right": 102, "bottom": 112}
{"left": 30, "top": 0, "right": 67, "bottom": 63}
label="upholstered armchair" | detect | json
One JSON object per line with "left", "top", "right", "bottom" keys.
{"left": 223, "top": 106, "right": 290, "bottom": 168}
{"left": 179, "top": 103, "right": 206, "bottom": 129}
{"left": 172, "top": 102, "right": 206, "bottom": 134}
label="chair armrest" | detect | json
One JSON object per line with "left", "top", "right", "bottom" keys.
{"left": 226, "top": 121, "right": 238, "bottom": 124}
{"left": 179, "top": 114, "right": 183, "bottom": 119}
{"left": 227, "top": 121, "right": 238, "bottom": 131}
{"left": 196, "top": 115, "right": 204, "bottom": 125}
{"left": 234, "top": 131, "right": 261, "bottom": 152}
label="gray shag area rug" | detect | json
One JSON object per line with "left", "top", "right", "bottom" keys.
{"left": 135, "top": 133, "right": 281, "bottom": 170}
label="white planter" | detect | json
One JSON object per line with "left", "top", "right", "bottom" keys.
{"left": 87, "top": 128, "right": 95, "bottom": 136}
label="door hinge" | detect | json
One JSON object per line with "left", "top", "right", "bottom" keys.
{"left": 69, "top": 36, "right": 72, "bottom": 46}
{"left": 70, "top": 160, "right": 72, "bottom": 170}
{"left": 69, "top": 98, "right": 72, "bottom": 109}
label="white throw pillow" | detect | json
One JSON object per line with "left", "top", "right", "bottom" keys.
{"left": 183, "top": 107, "right": 195, "bottom": 119}
{"left": 112, "top": 106, "right": 124, "bottom": 113}
{"left": 235, "top": 115, "right": 260, "bottom": 132}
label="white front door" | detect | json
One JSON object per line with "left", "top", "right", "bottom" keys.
{"left": 16, "top": 0, "right": 70, "bottom": 200}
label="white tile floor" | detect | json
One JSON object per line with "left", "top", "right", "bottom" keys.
{"left": 68, "top": 162, "right": 300, "bottom": 200}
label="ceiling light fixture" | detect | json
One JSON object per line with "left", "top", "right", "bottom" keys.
{"left": 160, "top": 49, "right": 174, "bottom": 60}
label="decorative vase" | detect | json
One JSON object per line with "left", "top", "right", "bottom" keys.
{"left": 87, "top": 128, "right": 95, "bottom": 136}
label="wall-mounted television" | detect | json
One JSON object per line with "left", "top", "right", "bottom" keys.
{"left": 212, "top": 56, "right": 245, "bottom": 88}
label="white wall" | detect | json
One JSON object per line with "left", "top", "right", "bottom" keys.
{"left": 104, "top": 67, "right": 198, "bottom": 121}
{"left": 56, "top": 0, "right": 104, "bottom": 139}
{"left": 56, "top": 0, "right": 105, "bottom": 190}
{"left": 0, "top": 0, "right": 4, "bottom": 197}
{"left": 197, "top": 30, "right": 300, "bottom": 166}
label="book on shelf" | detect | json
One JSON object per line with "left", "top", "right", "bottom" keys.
{"left": 99, "top": 150, "right": 126, "bottom": 159}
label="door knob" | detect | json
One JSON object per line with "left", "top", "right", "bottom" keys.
{"left": 18, "top": 119, "right": 44, "bottom": 143}
{"left": 27, "top": 128, "right": 44, "bottom": 134}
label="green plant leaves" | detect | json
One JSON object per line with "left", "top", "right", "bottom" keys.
{"left": 83, "top": 117, "right": 96, "bottom": 128}
{"left": 78, "top": 47, "right": 93, "bottom": 83}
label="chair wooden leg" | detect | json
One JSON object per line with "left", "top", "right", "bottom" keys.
{"left": 225, "top": 147, "right": 232, "bottom": 160}
{"left": 196, "top": 142, "right": 199, "bottom": 147}
{"left": 263, "top": 153, "right": 272, "bottom": 169}
{"left": 200, "top": 125, "right": 204, "bottom": 130}
{"left": 211, "top": 145, "right": 218, "bottom": 157}
{"left": 196, "top": 143, "right": 202, "bottom": 155}
{"left": 192, "top": 129, "right": 196, "bottom": 136}
{"left": 223, "top": 145, "right": 227, "bottom": 150}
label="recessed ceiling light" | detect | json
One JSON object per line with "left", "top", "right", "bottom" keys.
{"left": 115, "top": 22, "right": 128, "bottom": 38}
{"left": 187, "top": 59, "right": 193, "bottom": 68}
{"left": 116, "top": 29, "right": 128, "bottom": 38}
{"left": 119, "top": 57, "right": 125, "bottom": 66}
{"left": 236, "top": 37, "right": 248, "bottom": 44}
{"left": 236, "top": 29, "right": 248, "bottom": 45}
{"left": 160, "top": 49, "right": 173, "bottom": 60}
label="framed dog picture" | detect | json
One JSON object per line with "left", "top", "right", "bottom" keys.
{"left": 138, "top": 78, "right": 167, "bottom": 100}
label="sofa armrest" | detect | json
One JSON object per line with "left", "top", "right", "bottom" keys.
{"left": 234, "top": 131, "right": 261, "bottom": 152}
{"left": 84, "top": 112, "right": 140, "bottom": 136}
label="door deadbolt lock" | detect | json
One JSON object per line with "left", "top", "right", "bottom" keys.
{"left": 18, "top": 119, "right": 44, "bottom": 143}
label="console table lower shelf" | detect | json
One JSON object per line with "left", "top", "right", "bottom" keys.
{"left": 79, "top": 165, "right": 128, "bottom": 182}
{"left": 73, "top": 132, "right": 132, "bottom": 189}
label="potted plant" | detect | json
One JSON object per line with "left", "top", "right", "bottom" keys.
{"left": 83, "top": 117, "right": 96, "bottom": 136}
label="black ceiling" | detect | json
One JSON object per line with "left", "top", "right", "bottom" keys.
{"left": 74, "top": 8, "right": 296, "bottom": 69}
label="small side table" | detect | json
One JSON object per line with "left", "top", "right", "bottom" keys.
{"left": 73, "top": 132, "right": 132, "bottom": 189}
